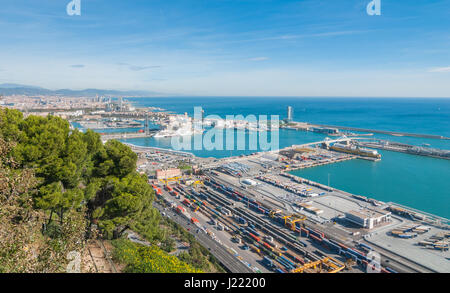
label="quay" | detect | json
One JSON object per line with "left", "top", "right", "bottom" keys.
{"left": 133, "top": 135, "right": 449, "bottom": 273}
{"left": 100, "top": 131, "right": 158, "bottom": 140}
{"left": 313, "top": 123, "right": 450, "bottom": 140}
{"left": 357, "top": 140, "right": 450, "bottom": 160}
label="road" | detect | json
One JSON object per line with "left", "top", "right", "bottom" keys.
{"left": 153, "top": 201, "right": 254, "bottom": 273}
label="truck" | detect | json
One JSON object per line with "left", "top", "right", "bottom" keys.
{"left": 221, "top": 208, "right": 231, "bottom": 216}
{"left": 238, "top": 217, "right": 247, "bottom": 225}
{"left": 265, "top": 236, "right": 274, "bottom": 243}
{"left": 232, "top": 236, "right": 242, "bottom": 244}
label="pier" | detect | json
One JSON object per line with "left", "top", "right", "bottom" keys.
{"left": 100, "top": 130, "right": 158, "bottom": 141}
{"left": 313, "top": 123, "right": 450, "bottom": 140}
{"left": 357, "top": 140, "right": 450, "bottom": 160}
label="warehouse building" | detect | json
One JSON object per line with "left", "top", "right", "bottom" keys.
{"left": 156, "top": 168, "right": 182, "bottom": 180}
{"left": 345, "top": 208, "right": 392, "bottom": 229}
{"left": 242, "top": 178, "right": 257, "bottom": 186}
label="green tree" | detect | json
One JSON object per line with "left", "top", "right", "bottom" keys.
{"left": 94, "top": 140, "right": 137, "bottom": 178}
{"left": 92, "top": 173, "right": 155, "bottom": 239}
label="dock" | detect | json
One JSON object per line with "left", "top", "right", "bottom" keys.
{"left": 357, "top": 140, "right": 450, "bottom": 160}
{"left": 313, "top": 123, "right": 450, "bottom": 140}
{"left": 100, "top": 130, "right": 158, "bottom": 141}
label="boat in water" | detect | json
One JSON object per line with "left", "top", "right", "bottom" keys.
{"left": 330, "top": 143, "right": 381, "bottom": 159}
{"left": 154, "top": 126, "right": 203, "bottom": 138}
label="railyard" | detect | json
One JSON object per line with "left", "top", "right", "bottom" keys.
{"left": 134, "top": 142, "right": 450, "bottom": 273}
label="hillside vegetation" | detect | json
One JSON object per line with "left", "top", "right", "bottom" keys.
{"left": 0, "top": 108, "right": 203, "bottom": 273}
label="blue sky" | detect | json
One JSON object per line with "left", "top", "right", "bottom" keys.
{"left": 0, "top": 0, "right": 449, "bottom": 97}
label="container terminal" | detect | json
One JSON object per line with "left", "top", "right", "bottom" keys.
{"left": 133, "top": 141, "right": 450, "bottom": 274}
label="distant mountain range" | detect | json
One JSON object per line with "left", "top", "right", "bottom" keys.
{"left": 0, "top": 83, "right": 164, "bottom": 97}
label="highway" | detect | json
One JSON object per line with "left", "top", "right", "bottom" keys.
{"left": 153, "top": 201, "right": 254, "bottom": 273}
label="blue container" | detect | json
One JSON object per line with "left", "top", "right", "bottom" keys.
{"left": 386, "top": 267, "right": 397, "bottom": 273}
{"left": 359, "top": 243, "right": 372, "bottom": 251}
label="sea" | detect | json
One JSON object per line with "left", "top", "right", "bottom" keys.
{"left": 78, "top": 97, "right": 450, "bottom": 218}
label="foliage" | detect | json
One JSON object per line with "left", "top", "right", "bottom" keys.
{"left": 0, "top": 136, "right": 86, "bottom": 272}
{"left": 0, "top": 108, "right": 220, "bottom": 273}
{"left": 1, "top": 108, "right": 155, "bottom": 240}
{"left": 111, "top": 239, "right": 202, "bottom": 273}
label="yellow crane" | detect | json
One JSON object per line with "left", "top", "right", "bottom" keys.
{"left": 291, "top": 257, "right": 345, "bottom": 273}
{"left": 269, "top": 209, "right": 282, "bottom": 218}
{"left": 283, "top": 214, "right": 307, "bottom": 231}
{"left": 192, "top": 180, "right": 203, "bottom": 187}
{"left": 159, "top": 176, "right": 181, "bottom": 185}
{"left": 291, "top": 259, "right": 324, "bottom": 273}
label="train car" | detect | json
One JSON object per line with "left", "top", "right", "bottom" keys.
{"left": 309, "top": 234, "right": 322, "bottom": 243}
{"left": 308, "top": 228, "right": 324, "bottom": 239}
{"left": 248, "top": 233, "right": 261, "bottom": 242}
{"left": 300, "top": 227, "right": 309, "bottom": 237}
{"left": 182, "top": 198, "right": 191, "bottom": 207}
{"left": 199, "top": 193, "right": 209, "bottom": 200}
{"left": 263, "top": 242, "right": 274, "bottom": 251}
{"left": 385, "top": 267, "right": 397, "bottom": 273}
{"left": 273, "top": 248, "right": 283, "bottom": 257}
{"left": 250, "top": 245, "right": 261, "bottom": 254}
{"left": 247, "top": 227, "right": 260, "bottom": 237}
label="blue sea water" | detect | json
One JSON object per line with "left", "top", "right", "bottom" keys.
{"left": 290, "top": 151, "right": 450, "bottom": 219}
{"left": 129, "top": 97, "right": 450, "bottom": 137}
{"left": 127, "top": 97, "right": 450, "bottom": 149}
{"left": 77, "top": 97, "right": 450, "bottom": 218}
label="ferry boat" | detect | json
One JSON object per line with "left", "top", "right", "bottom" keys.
{"left": 330, "top": 143, "right": 381, "bottom": 159}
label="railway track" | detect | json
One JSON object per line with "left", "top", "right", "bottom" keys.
{"left": 202, "top": 174, "right": 432, "bottom": 273}
{"left": 178, "top": 175, "right": 435, "bottom": 274}
{"left": 202, "top": 187, "right": 321, "bottom": 263}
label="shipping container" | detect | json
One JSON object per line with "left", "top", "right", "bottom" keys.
{"left": 359, "top": 243, "right": 372, "bottom": 251}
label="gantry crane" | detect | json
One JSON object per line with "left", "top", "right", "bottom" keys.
{"left": 283, "top": 214, "right": 307, "bottom": 231}
{"left": 291, "top": 257, "right": 345, "bottom": 273}
{"left": 269, "top": 209, "right": 282, "bottom": 218}
{"left": 159, "top": 176, "right": 181, "bottom": 185}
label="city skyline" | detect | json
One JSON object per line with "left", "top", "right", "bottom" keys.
{"left": 0, "top": 0, "right": 450, "bottom": 97}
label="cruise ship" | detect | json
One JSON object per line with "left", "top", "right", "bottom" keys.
{"left": 154, "top": 126, "right": 204, "bottom": 138}
{"left": 330, "top": 143, "right": 381, "bottom": 159}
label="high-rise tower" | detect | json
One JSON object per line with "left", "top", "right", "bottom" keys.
{"left": 287, "top": 106, "right": 293, "bottom": 122}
